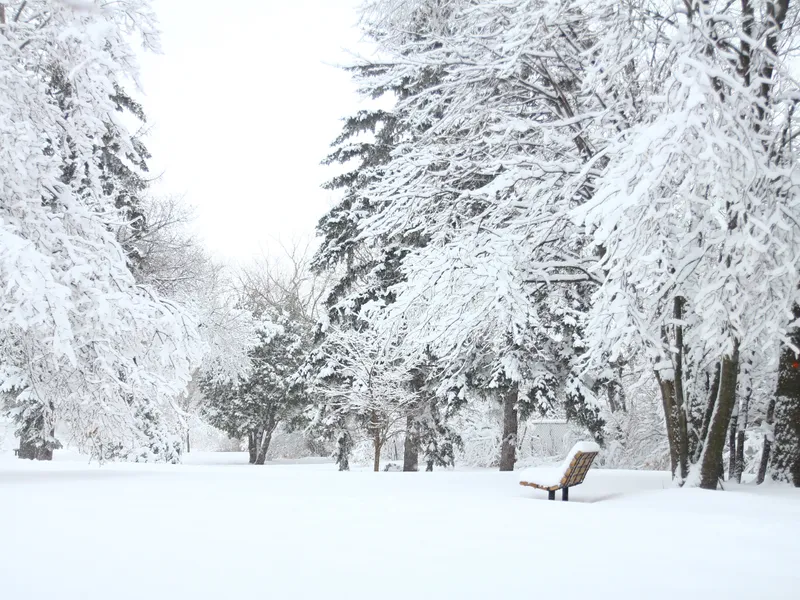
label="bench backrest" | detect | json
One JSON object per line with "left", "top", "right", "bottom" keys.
{"left": 560, "top": 450, "right": 598, "bottom": 488}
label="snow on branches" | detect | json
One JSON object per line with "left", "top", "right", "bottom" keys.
{"left": 0, "top": 1, "right": 201, "bottom": 460}
{"left": 312, "top": 0, "right": 800, "bottom": 482}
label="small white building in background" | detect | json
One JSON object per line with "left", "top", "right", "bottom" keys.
{"left": 519, "top": 419, "right": 588, "bottom": 463}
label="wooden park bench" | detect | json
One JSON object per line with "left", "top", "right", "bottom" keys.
{"left": 518, "top": 441, "right": 600, "bottom": 501}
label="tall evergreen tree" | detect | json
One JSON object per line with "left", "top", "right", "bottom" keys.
{"left": 311, "top": 52, "right": 458, "bottom": 470}
{"left": 343, "top": 0, "right": 611, "bottom": 470}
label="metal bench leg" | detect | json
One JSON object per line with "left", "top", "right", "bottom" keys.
{"left": 562, "top": 487, "right": 569, "bottom": 501}
{"left": 548, "top": 490, "right": 555, "bottom": 501}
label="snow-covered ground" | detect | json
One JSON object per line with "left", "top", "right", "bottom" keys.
{"left": 1, "top": 452, "right": 797, "bottom": 599}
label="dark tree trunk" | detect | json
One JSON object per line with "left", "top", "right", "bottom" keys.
{"left": 756, "top": 397, "right": 776, "bottom": 484}
{"left": 728, "top": 403, "right": 739, "bottom": 479}
{"left": 335, "top": 430, "right": 352, "bottom": 471}
{"left": 735, "top": 429, "right": 746, "bottom": 484}
{"left": 373, "top": 431, "right": 382, "bottom": 472}
{"left": 499, "top": 387, "right": 518, "bottom": 472}
{"left": 186, "top": 430, "right": 191, "bottom": 454}
{"left": 254, "top": 431, "right": 268, "bottom": 465}
{"left": 248, "top": 432, "right": 257, "bottom": 464}
{"left": 672, "top": 297, "right": 690, "bottom": 480}
{"left": 656, "top": 306, "right": 692, "bottom": 480}
{"left": 771, "top": 304, "right": 800, "bottom": 486}
{"left": 734, "top": 381, "right": 751, "bottom": 484}
{"left": 403, "top": 414, "right": 419, "bottom": 472}
{"left": 657, "top": 374, "right": 679, "bottom": 477}
{"left": 699, "top": 344, "right": 740, "bottom": 489}
{"left": 696, "top": 363, "right": 722, "bottom": 462}
{"left": 254, "top": 423, "right": 277, "bottom": 466}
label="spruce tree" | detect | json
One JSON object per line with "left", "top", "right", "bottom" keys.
{"left": 311, "top": 62, "right": 450, "bottom": 471}
{"left": 202, "top": 310, "right": 309, "bottom": 464}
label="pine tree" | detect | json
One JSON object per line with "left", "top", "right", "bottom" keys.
{"left": 342, "top": 0, "right": 615, "bottom": 470}
{"left": 202, "top": 311, "right": 309, "bottom": 465}
{"left": 311, "top": 52, "right": 459, "bottom": 471}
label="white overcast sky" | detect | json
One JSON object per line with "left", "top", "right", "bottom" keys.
{"left": 136, "top": 0, "right": 368, "bottom": 261}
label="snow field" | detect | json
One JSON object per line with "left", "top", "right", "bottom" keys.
{"left": 0, "top": 455, "right": 797, "bottom": 600}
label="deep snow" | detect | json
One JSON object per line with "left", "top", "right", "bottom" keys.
{"left": 0, "top": 452, "right": 797, "bottom": 600}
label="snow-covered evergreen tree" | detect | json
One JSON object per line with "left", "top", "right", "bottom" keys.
{"left": 202, "top": 309, "right": 309, "bottom": 465}
{"left": 333, "top": 0, "right": 613, "bottom": 470}
{"left": 312, "top": 41, "right": 462, "bottom": 470}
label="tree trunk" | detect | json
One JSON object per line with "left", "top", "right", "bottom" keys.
{"left": 699, "top": 343, "right": 740, "bottom": 489}
{"left": 254, "top": 424, "right": 276, "bottom": 466}
{"left": 186, "top": 430, "right": 191, "bottom": 454}
{"left": 728, "top": 402, "right": 739, "bottom": 479}
{"left": 373, "top": 430, "right": 382, "bottom": 472}
{"left": 335, "top": 430, "right": 352, "bottom": 471}
{"left": 735, "top": 429, "right": 745, "bottom": 484}
{"left": 499, "top": 387, "right": 518, "bottom": 472}
{"left": 248, "top": 432, "right": 257, "bottom": 464}
{"left": 734, "top": 382, "right": 751, "bottom": 484}
{"left": 657, "top": 374, "right": 679, "bottom": 477}
{"left": 695, "top": 363, "right": 721, "bottom": 462}
{"left": 771, "top": 304, "right": 800, "bottom": 486}
{"left": 756, "top": 397, "right": 776, "bottom": 484}
{"left": 672, "top": 297, "right": 690, "bottom": 480}
{"left": 403, "top": 414, "right": 419, "bottom": 472}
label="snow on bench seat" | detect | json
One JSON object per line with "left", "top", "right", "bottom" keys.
{"left": 518, "top": 441, "right": 600, "bottom": 500}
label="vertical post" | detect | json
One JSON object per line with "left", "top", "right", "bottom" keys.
{"left": 562, "top": 487, "right": 569, "bottom": 501}
{"left": 548, "top": 490, "right": 555, "bottom": 501}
